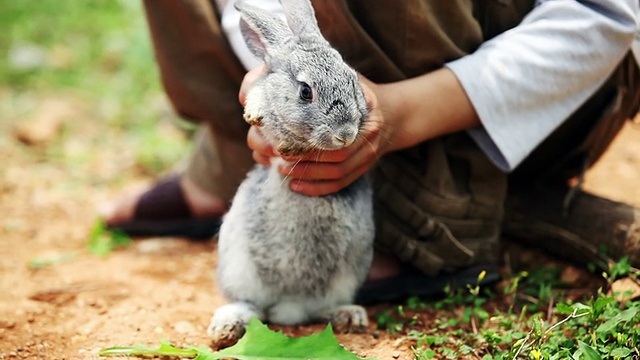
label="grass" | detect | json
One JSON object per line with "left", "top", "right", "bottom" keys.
{"left": 1, "top": 0, "right": 192, "bottom": 179}
{"left": 373, "top": 258, "right": 640, "bottom": 360}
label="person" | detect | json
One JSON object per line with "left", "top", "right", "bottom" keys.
{"left": 102, "top": 0, "right": 640, "bottom": 303}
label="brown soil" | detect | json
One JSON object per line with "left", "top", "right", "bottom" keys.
{"left": 1, "top": 102, "right": 639, "bottom": 360}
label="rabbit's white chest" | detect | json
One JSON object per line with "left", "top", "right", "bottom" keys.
{"left": 217, "top": 163, "right": 373, "bottom": 305}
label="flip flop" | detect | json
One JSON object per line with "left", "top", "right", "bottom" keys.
{"left": 355, "top": 262, "right": 500, "bottom": 305}
{"left": 105, "top": 175, "right": 221, "bottom": 240}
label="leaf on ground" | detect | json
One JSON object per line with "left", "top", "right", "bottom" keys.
{"left": 608, "top": 277, "right": 640, "bottom": 303}
{"left": 610, "top": 347, "right": 632, "bottom": 358}
{"left": 595, "top": 307, "right": 638, "bottom": 334}
{"left": 99, "top": 318, "right": 371, "bottom": 360}
{"left": 99, "top": 340, "right": 198, "bottom": 358}
{"left": 88, "top": 219, "right": 132, "bottom": 256}
{"left": 28, "top": 252, "right": 76, "bottom": 269}
{"left": 218, "top": 318, "right": 368, "bottom": 360}
{"left": 577, "top": 341, "right": 602, "bottom": 360}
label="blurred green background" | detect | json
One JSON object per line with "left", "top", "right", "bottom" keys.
{"left": 1, "top": 0, "right": 192, "bottom": 180}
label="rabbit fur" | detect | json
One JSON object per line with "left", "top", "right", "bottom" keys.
{"left": 207, "top": 0, "right": 375, "bottom": 346}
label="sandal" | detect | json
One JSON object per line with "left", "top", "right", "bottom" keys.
{"left": 356, "top": 262, "right": 500, "bottom": 304}
{"left": 105, "top": 175, "right": 221, "bottom": 240}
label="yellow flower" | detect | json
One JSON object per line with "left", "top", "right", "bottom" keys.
{"left": 531, "top": 349, "right": 542, "bottom": 360}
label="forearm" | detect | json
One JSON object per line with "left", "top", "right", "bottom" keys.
{"left": 374, "top": 67, "right": 481, "bottom": 153}
{"left": 447, "top": 0, "right": 638, "bottom": 171}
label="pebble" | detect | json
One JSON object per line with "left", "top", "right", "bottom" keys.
{"left": 174, "top": 321, "right": 196, "bottom": 334}
{"left": 0, "top": 320, "right": 16, "bottom": 329}
{"left": 135, "top": 238, "right": 181, "bottom": 253}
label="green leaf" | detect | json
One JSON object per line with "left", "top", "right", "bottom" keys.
{"left": 555, "top": 302, "right": 574, "bottom": 315}
{"left": 88, "top": 219, "right": 132, "bottom": 256}
{"left": 610, "top": 347, "right": 632, "bottom": 358}
{"left": 218, "top": 318, "right": 366, "bottom": 359}
{"left": 610, "top": 257, "right": 631, "bottom": 280}
{"left": 577, "top": 341, "right": 602, "bottom": 360}
{"left": 592, "top": 297, "right": 615, "bottom": 315}
{"left": 99, "top": 319, "right": 371, "bottom": 360}
{"left": 99, "top": 340, "right": 198, "bottom": 357}
{"left": 28, "top": 252, "right": 76, "bottom": 269}
{"left": 595, "top": 307, "right": 638, "bottom": 334}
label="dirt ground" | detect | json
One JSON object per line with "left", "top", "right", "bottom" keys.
{"left": 1, "top": 108, "right": 639, "bottom": 360}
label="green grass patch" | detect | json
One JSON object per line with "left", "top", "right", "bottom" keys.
{"left": 2, "top": 0, "right": 192, "bottom": 177}
{"left": 373, "top": 258, "right": 640, "bottom": 360}
{"left": 88, "top": 220, "right": 132, "bottom": 257}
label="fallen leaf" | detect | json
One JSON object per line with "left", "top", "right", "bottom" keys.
{"left": 99, "top": 318, "right": 372, "bottom": 360}
{"left": 608, "top": 277, "right": 640, "bottom": 302}
{"left": 13, "top": 99, "right": 75, "bottom": 145}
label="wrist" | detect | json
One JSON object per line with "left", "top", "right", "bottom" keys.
{"left": 374, "top": 67, "right": 481, "bottom": 153}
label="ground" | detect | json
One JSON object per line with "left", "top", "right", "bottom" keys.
{"left": 1, "top": 89, "right": 639, "bottom": 360}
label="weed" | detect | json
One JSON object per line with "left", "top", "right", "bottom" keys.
{"left": 388, "top": 258, "right": 640, "bottom": 360}
{"left": 88, "top": 220, "right": 132, "bottom": 256}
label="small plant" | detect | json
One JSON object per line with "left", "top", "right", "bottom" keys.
{"left": 401, "top": 258, "right": 640, "bottom": 360}
{"left": 28, "top": 252, "right": 76, "bottom": 269}
{"left": 100, "top": 318, "right": 371, "bottom": 359}
{"left": 87, "top": 219, "right": 132, "bottom": 256}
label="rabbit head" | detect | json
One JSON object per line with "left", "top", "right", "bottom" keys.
{"left": 235, "top": 0, "right": 369, "bottom": 156}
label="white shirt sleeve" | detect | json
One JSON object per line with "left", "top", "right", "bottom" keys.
{"left": 220, "top": 0, "right": 285, "bottom": 70}
{"left": 446, "top": 0, "right": 639, "bottom": 172}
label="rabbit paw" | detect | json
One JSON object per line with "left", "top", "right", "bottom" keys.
{"left": 326, "top": 304, "right": 369, "bottom": 333}
{"left": 207, "top": 302, "right": 261, "bottom": 349}
{"left": 243, "top": 87, "right": 264, "bottom": 127}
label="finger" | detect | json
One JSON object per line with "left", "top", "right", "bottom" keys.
{"left": 289, "top": 163, "right": 370, "bottom": 196}
{"left": 247, "top": 126, "right": 277, "bottom": 157}
{"left": 281, "top": 136, "right": 380, "bottom": 180}
{"left": 239, "top": 65, "right": 268, "bottom": 105}
{"left": 280, "top": 146, "right": 351, "bottom": 163}
{"left": 252, "top": 150, "right": 271, "bottom": 167}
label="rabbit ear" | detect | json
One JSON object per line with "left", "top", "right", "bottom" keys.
{"left": 279, "top": 0, "right": 325, "bottom": 44}
{"left": 235, "top": 1, "right": 294, "bottom": 61}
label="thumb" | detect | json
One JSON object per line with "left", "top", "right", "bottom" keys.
{"left": 239, "top": 64, "right": 268, "bottom": 106}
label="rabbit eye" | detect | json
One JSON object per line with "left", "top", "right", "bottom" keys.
{"left": 299, "top": 82, "right": 313, "bottom": 102}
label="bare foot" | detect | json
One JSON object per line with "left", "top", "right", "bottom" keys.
{"left": 99, "top": 175, "right": 228, "bottom": 225}
{"left": 180, "top": 176, "right": 229, "bottom": 218}
{"left": 367, "top": 250, "right": 401, "bottom": 282}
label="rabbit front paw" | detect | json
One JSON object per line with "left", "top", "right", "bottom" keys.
{"left": 243, "top": 87, "right": 264, "bottom": 127}
{"left": 326, "top": 304, "right": 369, "bottom": 333}
{"left": 207, "top": 302, "right": 261, "bottom": 349}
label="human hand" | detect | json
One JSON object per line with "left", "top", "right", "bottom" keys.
{"left": 241, "top": 68, "right": 393, "bottom": 196}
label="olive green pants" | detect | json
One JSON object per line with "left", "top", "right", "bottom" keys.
{"left": 143, "top": 0, "right": 638, "bottom": 275}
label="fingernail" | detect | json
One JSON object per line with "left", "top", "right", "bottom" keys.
{"left": 290, "top": 180, "right": 302, "bottom": 191}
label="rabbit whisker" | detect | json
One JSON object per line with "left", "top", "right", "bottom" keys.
{"left": 280, "top": 158, "right": 303, "bottom": 187}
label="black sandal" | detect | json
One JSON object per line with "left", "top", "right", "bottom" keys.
{"left": 105, "top": 175, "right": 221, "bottom": 240}
{"left": 356, "top": 262, "right": 500, "bottom": 305}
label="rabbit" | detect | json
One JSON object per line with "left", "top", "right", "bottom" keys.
{"left": 206, "top": 0, "right": 375, "bottom": 347}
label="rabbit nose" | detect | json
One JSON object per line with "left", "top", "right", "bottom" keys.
{"left": 333, "top": 134, "right": 347, "bottom": 146}
{"left": 333, "top": 128, "right": 356, "bottom": 147}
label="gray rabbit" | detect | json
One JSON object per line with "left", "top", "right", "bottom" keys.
{"left": 207, "top": 0, "right": 375, "bottom": 346}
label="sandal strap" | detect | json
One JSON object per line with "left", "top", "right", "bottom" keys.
{"left": 134, "top": 175, "right": 193, "bottom": 220}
